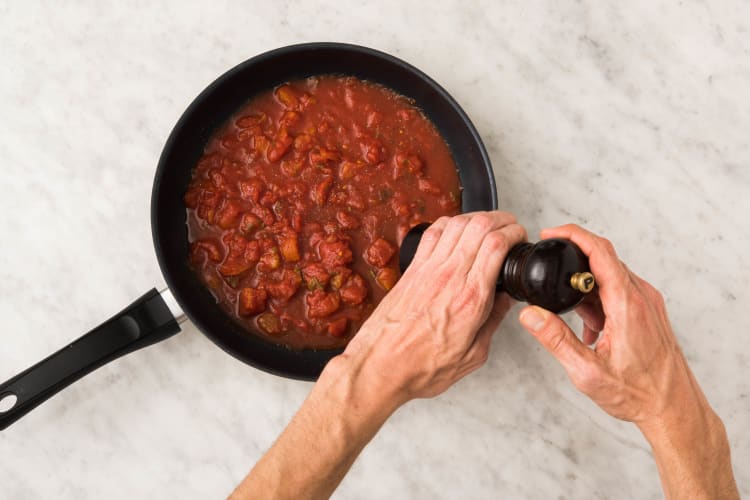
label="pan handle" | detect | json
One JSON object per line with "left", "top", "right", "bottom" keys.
{"left": 0, "top": 288, "right": 182, "bottom": 430}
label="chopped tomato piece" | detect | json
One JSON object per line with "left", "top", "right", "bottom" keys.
{"left": 184, "top": 188, "right": 201, "bottom": 209}
{"left": 251, "top": 206, "right": 275, "bottom": 226}
{"left": 279, "top": 110, "right": 301, "bottom": 128}
{"left": 218, "top": 258, "right": 252, "bottom": 277}
{"left": 244, "top": 240, "right": 260, "bottom": 262}
{"left": 236, "top": 113, "right": 266, "bottom": 128}
{"left": 239, "top": 213, "right": 263, "bottom": 235}
{"left": 293, "top": 133, "right": 314, "bottom": 152}
{"left": 418, "top": 178, "right": 441, "bottom": 194}
{"left": 339, "top": 160, "right": 361, "bottom": 180}
{"left": 391, "top": 200, "right": 409, "bottom": 218}
{"left": 309, "top": 147, "right": 340, "bottom": 165}
{"left": 266, "top": 269, "right": 301, "bottom": 301}
{"left": 299, "top": 93, "right": 315, "bottom": 109}
{"left": 311, "top": 177, "right": 333, "bottom": 206}
{"left": 344, "top": 187, "right": 366, "bottom": 211}
{"left": 336, "top": 210, "right": 360, "bottom": 229}
{"left": 239, "top": 179, "right": 264, "bottom": 204}
{"left": 191, "top": 240, "right": 223, "bottom": 262}
{"left": 222, "top": 232, "right": 250, "bottom": 258}
{"left": 327, "top": 318, "right": 348, "bottom": 337}
{"left": 329, "top": 267, "right": 352, "bottom": 290}
{"left": 253, "top": 135, "right": 271, "bottom": 155}
{"left": 196, "top": 189, "right": 222, "bottom": 224}
{"left": 306, "top": 290, "right": 341, "bottom": 318}
{"left": 280, "top": 159, "right": 304, "bottom": 177}
{"left": 258, "top": 247, "right": 281, "bottom": 272}
{"left": 278, "top": 233, "right": 300, "bottom": 262}
{"left": 259, "top": 189, "right": 278, "bottom": 208}
{"left": 238, "top": 287, "right": 267, "bottom": 316}
{"left": 216, "top": 200, "right": 243, "bottom": 229}
{"left": 275, "top": 84, "right": 299, "bottom": 109}
{"left": 267, "top": 128, "right": 293, "bottom": 162}
{"left": 318, "top": 237, "right": 353, "bottom": 268}
{"left": 291, "top": 211, "right": 303, "bottom": 232}
{"left": 340, "top": 274, "right": 368, "bottom": 305}
{"left": 257, "top": 313, "right": 283, "bottom": 335}
{"left": 360, "top": 139, "right": 383, "bottom": 164}
{"left": 364, "top": 238, "right": 397, "bottom": 268}
{"left": 394, "top": 153, "right": 424, "bottom": 178}
{"left": 376, "top": 268, "right": 399, "bottom": 291}
{"left": 302, "top": 263, "right": 330, "bottom": 290}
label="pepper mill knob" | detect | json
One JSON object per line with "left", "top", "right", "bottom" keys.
{"left": 399, "top": 224, "right": 595, "bottom": 314}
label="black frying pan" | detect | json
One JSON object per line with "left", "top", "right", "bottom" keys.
{"left": 0, "top": 43, "right": 497, "bottom": 430}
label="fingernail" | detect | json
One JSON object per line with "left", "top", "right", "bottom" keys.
{"left": 520, "top": 307, "right": 547, "bottom": 332}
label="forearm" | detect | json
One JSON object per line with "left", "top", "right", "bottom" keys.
{"left": 230, "top": 354, "right": 399, "bottom": 500}
{"left": 638, "top": 373, "right": 739, "bottom": 499}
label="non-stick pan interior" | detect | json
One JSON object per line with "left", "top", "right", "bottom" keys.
{"left": 151, "top": 43, "right": 497, "bottom": 380}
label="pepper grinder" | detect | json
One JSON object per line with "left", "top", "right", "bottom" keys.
{"left": 399, "top": 223, "right": 596, "bottom": 314}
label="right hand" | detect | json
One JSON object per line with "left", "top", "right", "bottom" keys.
{"left": 335, "top": 211, "right": 526, "bottom": 410}
{"left": 517, "top": 224, "right": 713, "bottom": 430}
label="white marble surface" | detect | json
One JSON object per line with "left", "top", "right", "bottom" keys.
{"left": 1, "top": 1, "right": 748, "bottom": 498}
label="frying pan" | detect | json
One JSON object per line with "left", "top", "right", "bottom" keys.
{"left": 0, "top": 43, "right": 497, "bottom": 430}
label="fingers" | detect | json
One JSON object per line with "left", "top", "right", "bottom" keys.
{"left": 429, "top": 211, "right": 517, "bottom": 266}
{"left": 540, "top": 224, "right": 629, "bottom": 309}
{"left": 575, "top": 295, "right": 605, "bottom": 345}
{"left": 519, "top": 306, "right": 601, "bottom": 383}
{"left": 468, "top": 223, "right": 526, "bottom": 292}
{"left": 582, "top": 326, "right": 600, "bottom": 346}
{"left": 409, "top": 216, "right": 450, "bottom": 267}
{"left": 462, "top": 293, "right": 514, "bottom": 365}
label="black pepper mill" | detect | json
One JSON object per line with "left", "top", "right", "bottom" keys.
{"left": 399, "top": 223, "right": 596, "bottom": 314}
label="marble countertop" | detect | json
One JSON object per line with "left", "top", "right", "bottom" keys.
{"left": 1, "top": 2, "right": 748, "bottom": 498}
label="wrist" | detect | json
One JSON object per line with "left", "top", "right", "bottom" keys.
{"left": 638, "top": 401, "right": 720, "bottom": 451}
{"left": 313, "top": 351, "right": 404, "bottom": 437}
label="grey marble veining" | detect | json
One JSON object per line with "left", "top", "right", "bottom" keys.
{"left": 1, "top": 1, "right": 748, "bottom": 498}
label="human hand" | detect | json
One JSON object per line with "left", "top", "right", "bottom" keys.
{"left": 332, "top": 211, "right": 525, "bottom": 408}
{"left": 518, "top": 224, "right": 738, "bottom": 499}
{"left": 517, "top": 224, "right": 707, "bottom": 426}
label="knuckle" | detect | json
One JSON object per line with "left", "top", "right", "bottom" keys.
{"left": 544, "top": 325, "right": 568, "bottom": 354}
{"left": 573, "top": 361, "right": 601, "bottom": 394}
{"left": 650, "top": 286, "right": 666, "bottom": 307}
{"left": 500, "top": 211, "right": 517, "bottom": 225}
{"left": 598, "top": 238, "right": 617, "bottom": 257}
{"left": 446, "top": 215, "right": 469, "bottom": 233}
{"left": 474, "top": 348, "right": 490, "bottom": 366}
{"left": 469, "top": 213, "right": 494, "bottom": 233}
{"left": 508, "top": 223, "right": 528, "bottom": 246}
{"left": 422, "top": 225, "right": 443, "bottom": 243}
{"left": 484, "top": 231, "right": 510, "bottom": 254}
{"left": 432, "top": 216, "right": 450, "bottom": 228}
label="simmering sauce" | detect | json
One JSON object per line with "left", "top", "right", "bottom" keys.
{"left": 185, "top": 76, "right": 461, "bottom": 349}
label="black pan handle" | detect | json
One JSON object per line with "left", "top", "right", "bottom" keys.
{"left": 0, "top": 288, "right": 182, "bottom": 430}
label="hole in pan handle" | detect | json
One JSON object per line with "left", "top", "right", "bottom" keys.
{"left": 0, "top": 288, "right": 182, "bottom": 431}
{"left": 399, "top": 223, "right": 595, "bottom": 314}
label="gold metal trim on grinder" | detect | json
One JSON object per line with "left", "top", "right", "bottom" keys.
{"left": 570, "top": 272, "right": 595, "bottom": 293}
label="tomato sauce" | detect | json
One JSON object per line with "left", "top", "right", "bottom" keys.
{"left": 185, "top": 76, "right": 461, "bottom": 349}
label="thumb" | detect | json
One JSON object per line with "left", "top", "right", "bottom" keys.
{"left": 519, "top": 306, "right": 593, "bottom": 374}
